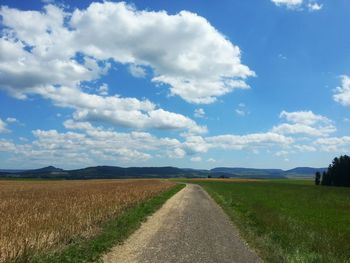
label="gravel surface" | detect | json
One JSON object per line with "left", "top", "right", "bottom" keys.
{"left": 103, "top": 184, "right": 261, "bottom": 263}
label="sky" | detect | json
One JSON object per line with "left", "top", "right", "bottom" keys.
{"left": 0, "top": 0, "right": 350, "bottom": 169}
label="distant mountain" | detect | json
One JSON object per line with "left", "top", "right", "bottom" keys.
{"left": 0, "top": 165, "right": 327, "bottom": 179}
{"left": 285, "top": 167, "right": 327, "bottom": 178}
{"left": 210, "top": 167, "right": 285, "bottom": 179}
{"left": 211, "top": 167, "right": 327, "bottom": 178}
{"left": 68, "top": 166, "right": 192, "bottom": 179}
{"left": 23, "top": 166, "right": 64, "bottom": 174}
{"left": 0, "top": 169, "right": 27, "bottom": 173}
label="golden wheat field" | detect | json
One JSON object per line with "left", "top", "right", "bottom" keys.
{"left": 0, "top": 179, "right": 175, "bottom": 262}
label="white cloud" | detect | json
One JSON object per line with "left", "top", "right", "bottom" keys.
{"left": 74, "top": 2, "right": 255, "bottom": 103}
{"left": 272, "top": 110, "right": 335, "bottom": 137}
{"left": 167, "top": 148, "right": 186, "bottom": 159}
{"left": 128, "top": 64, "right": 146, "bottom": 78}
{"left": 183, "top": 135, "right": 210, "bottom": 154}
{"left": 206, "top": 132, "right": 293, "bottom": 150}
{"left": 1, "top": 2, "right": 254, "bottom": 104}
{"left": 52, "top": 2, "right": 255, "bottom": 103}
{"left": 308, "top": 3, "right": 323, "bottom": 11}
{"left": 279, "top": 110, "right": 331, "bottom": 125}
{"left": 0, "top": 139, "right": 15, "bottom": 151}
{"left": 272, "top": 123, "right": 335, "bottom": 137}
{"left": 271, "top": 0, "right": 303, "bottom": 8}
{"left": 0, "top": 118, "right": 9, "bottom": 133}
{"left": 35, "top": 85, "right": 207, "bottom": 133}
{"left": 315, "top": 136, "right": 350, "bottom": 152}
{"left": 97, "top": 83, "right": 108, "bottom": 96}
{"left": 235, "top": 103, "right": 248, "bottom": 116}
{"left": 194, "top": 108, "right": 205, "bottom": 118}
{"left": 3, "top": 122, "right": 189, "bottom": 166}
{"left": 1, "top": 2, "right": 235, "bottom": 134}
{"left": 6, "top": 117, "right": 18, "bottom": 123}
{"left": 272, "top": 0, "right": 323, "bottom": 11}
{"left": 294, "top": 144, "right": 316, "bottom": 152}
{"left": 275, "top": 150, "right": 289, "bottom": 157}
{"left": 235, "top": 109, "right": 246, "bottom": 116}
{"left": 333, "top": 75, "right": 350, "bottom": 106}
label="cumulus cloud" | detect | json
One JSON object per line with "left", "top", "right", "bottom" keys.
{"left": 43, "top": 86, "right": 206, "bottom": 133}
{"left": 0, "top": 118, "right": 9, "bottom": 133}
{"left": 128, "top": 64, "right": 146, "bottom": 78}
{"left": 97, "top": 83, "right": 108, "bottom": 96}
{"left": 271, "top": 0, "right": 303, "bottom": 8}
{"left": 167, "top": 148, "right": 186, "bottom": 159}
{"left": 333, "top": 75, "right": 350, "bottom": 106}
{"left": 1, "top": 2, "right": 248, "bottom": 134}
{"left": 279, "top": 110, "right": 330, "bottom": 125}
{"left": 272, "top": 123, "right": 335, "bottom": 137}
{"left": 272, "top": 110, "right": 335, "bottom": 137}
{"left": 272, "top": 0, "right": 323, "bottom": 11}
{"left": 308, "top": 3, "right": 323, "bottom": 11}
{"left": 235, "top": 109, "right": 246, "bottom": 116}
{"left": 3, "top": 122, "right": 188, "bottom": 166}
{"left": 0, "top": 2, "right": 254, "bottom": 104}
{"left": 0, "top": 139, "right": 15, "bottom": 151}
{"left": 294, "top": 144, "right": 316, "bottom": 152}
{"left": 206, "top": 132, "right": 293, "bottom": 150}
{"left": 194, "top": 108, "right": 205, "bottom": 118}
{"left": 6, "top": 117, "right": 18, "bottom": 123}
{"left": 315, "top": 136, "right": 350, "bottom": 152}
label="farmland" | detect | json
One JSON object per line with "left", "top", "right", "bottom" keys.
{"left": 190, "top": 179, "right": 350, "bottom": 263}
{"left": 0, "top": 179, "right": 178, "bottom": 262}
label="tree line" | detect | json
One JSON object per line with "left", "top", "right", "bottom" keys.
{"left": 315, "top": 155, "right": 350, "bottom": 187}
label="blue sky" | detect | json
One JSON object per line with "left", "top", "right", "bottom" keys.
{"left": 1, "top": 0, "right": 350, "bottom": 169}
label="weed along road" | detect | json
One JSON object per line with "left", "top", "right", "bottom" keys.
{"left": 103, "top": 184, "right": 261, "bottom": 263}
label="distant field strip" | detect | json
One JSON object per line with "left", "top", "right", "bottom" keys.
{"left": 194, "top": 180, "right": 350, "bottom": 263}
{"left": 0, "top": 179, "right": 176, "bottom": 262}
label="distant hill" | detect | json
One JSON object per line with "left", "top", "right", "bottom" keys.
{"left": 285, "top": 167, "right": 327, "bottom": 178}
{"left": 0, "top": 165, "right": 203, "bottom": 179}
{"left": 0, "top": 169, "right": 27, "bottom": 173}
{"left": 210, "top": 167, "right": 285, "bottom": 179}
{"left": 0, "top": 165, "right": 327, "bottom": 179}
{"left": 68, "top": 166, "right": 192, "bottom": 179}
{"left": 23, "top": 166, "right": 64, "bottom": 174}
{"left": 210, "top": 167, "right": 327, "bottom": 179}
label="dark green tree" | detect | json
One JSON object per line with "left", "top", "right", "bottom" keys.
{"left": 315, "top": 171, "right": 321, "bottom": 185}
{"left": 321, "top": 170, "right": 331, "bottom": 186}
{"left": 322, "top": 155, "right": 350, "bottom": 187}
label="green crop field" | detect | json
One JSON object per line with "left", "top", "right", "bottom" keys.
{"left": 189, "top": 179, "right": 350, "bottom": 263}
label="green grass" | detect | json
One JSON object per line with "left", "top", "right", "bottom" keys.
{"left": 32, "top": 183, "right": 185, "bottom": 263}
{"left": 192, "top": 180, "right": 350, "bottom": 263}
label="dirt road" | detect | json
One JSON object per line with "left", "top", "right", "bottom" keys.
{"left": 103, "top": 184, "right": 261, "bottom": 263}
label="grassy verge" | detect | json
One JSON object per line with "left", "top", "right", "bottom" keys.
{"left": 33, "top": 183, "right": 185, "bottom": 263}
{"left": 190, "top": 180, "right": 350, "bottom": 263}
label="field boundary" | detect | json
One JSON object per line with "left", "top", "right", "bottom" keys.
{"left": 32, "top": 183, "right": 185, "bottom": 263}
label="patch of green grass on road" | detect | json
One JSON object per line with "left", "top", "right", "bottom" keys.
{"left": 33, "top": 183, "right": 185, "bottom": 263}
{"left": 194, "top": 180, "right": 350, "bottom": 263}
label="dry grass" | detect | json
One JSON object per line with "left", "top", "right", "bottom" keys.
{"left": 0, "top": 179, "right": 175, "bottom": 262}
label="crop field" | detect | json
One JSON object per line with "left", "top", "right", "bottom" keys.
{"left": 192, "top": 179, "right": 350, "bottom": 263}
{"left": 0, "top": 179, "right": 176, "bottom": 262}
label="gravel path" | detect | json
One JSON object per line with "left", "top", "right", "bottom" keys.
{"left": 103, "top": 184, "right": 261, "bottom": 263}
